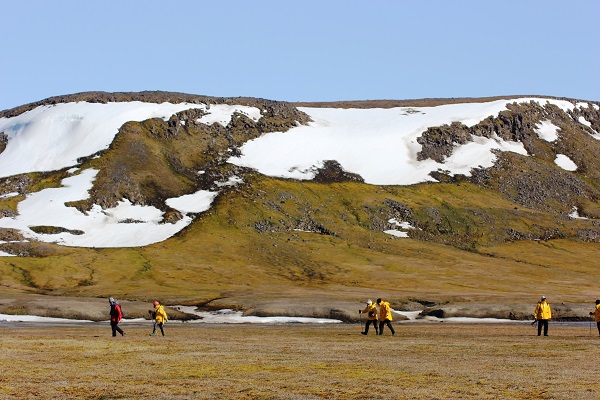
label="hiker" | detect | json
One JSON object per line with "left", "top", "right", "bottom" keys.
{"left": 359, "top": 299, "right": 379, "bottom": 335}
{"left": 534, "top": 296, "right": 551, "bottom": 336}
{"left": 109, "top": 297, "right": 125, "bottom": 337}
{"left": 589, "top": 299, "right": 600, "bottom": 336}
{"left": 150, "top": 301, "right": 168, "bottom": 336}
{"left": 377, "top": 298, "right": 395, "bottom": 336}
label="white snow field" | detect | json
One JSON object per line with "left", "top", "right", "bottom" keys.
{"left": 0, "top": 98, "right": 592, "bottom": 249}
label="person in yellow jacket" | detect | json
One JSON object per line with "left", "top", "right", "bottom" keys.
{"left": 534, "top": 296, "right": 551, "bottom": 336}
{"left": 149, "top": 301, "right": 168, "bottom": 336}
{"left": 377, "top": 298, "right": 395, "bottom": 336}
{"left": 589, "top": 299, "right": 600, "bottom": 336}
{"left": 359, "top": 299, "right": 379, "bottom": 335}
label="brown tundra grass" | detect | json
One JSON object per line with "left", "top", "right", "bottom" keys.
{"left": 1, "top": 322, "right": 599, "bottom": 399}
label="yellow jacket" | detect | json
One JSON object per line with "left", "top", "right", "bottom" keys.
{"left": 154, "top": 305, "right": 168, "bottom": 324}
{"left": 379, "top": 301, "right": 393, "bottom": 321}
{"left": 534, "top": 301, "right": 551, "bottom": 320}
{"left": 361, "top": 304, "right": 378, "bottom": 321}
{"left": 593, "top": 304, "right": 600, "bottom": 323}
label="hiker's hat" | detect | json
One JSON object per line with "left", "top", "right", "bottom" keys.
{"left": 541, "top": 296, "right": 546, "bottom": 300}
{"left": 367, "top": 299, "right": 372, "bottom": 305}
{"left": 153, "top": 301, "right": 159, "bottom": 306}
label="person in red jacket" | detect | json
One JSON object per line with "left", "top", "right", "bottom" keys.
{"left": 109, "top": 297, "right": 125, "bottom": 337}
{"left": 590, "top": 299, "right": 600, "bottom": 336}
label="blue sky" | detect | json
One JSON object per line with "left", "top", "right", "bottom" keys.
{"left": 1, "top": 0, "right": 598, "bottom": 111}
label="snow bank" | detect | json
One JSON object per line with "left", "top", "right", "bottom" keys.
{"left": 175, "top": 306, "right": 342, "bottom": 324}
{"left": 0, "top": 314, "right": 93, "bottom": 323}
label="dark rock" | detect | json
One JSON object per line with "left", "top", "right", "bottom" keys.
{"left": 313, "top": 160, "right": 364, "bottom": 183}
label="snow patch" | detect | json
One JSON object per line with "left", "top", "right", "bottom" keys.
{"left": 384, "top": 230, "right": 409, "bottom": 238}
{"left": 195, "top": 104, "right": 261, "bottom": 126}
{"left": 578, "top": 116, "right": 592, "bottom": 128}
{"left": 535, "top": 120, "right": 559, "bottom": 141}
{"left": 393, "top": 309, "right": 522, "bottom": 324}
{"left": 215, "top": 175, "right": 244, "bottom": 187}
{"left": 388, "top": 218, "right": 415, "bottom": 230}
{"left": 569, "top": 206, "right": 588, "bottom": 220}
{"left": 554, "top": 154, "right": 577, "bottom": 171}
{"left": 540, "top": 99, "right": 575, "bottom": 112}
{"left": 384, "top": 218, "right": 418, "bottom": 238}
{"left": 166, "top": 190, "right": 218, "bottom": 214}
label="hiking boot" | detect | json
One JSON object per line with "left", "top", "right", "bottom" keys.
{"left": 361, "top": 332, "right": 367, "bottom": 335}
{"left": 149, "top": 333, "right": 155, "bottom": 336}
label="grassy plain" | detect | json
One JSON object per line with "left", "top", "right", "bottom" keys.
{"left": 1, "top": 322, "right": 599, "bottom": 399}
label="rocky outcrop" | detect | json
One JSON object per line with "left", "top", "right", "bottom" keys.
{"left": 0, "top": 132, "right": 7, "bottom": 154}
{"left": 313, "top": 160, "right": 364, "bottom": 183}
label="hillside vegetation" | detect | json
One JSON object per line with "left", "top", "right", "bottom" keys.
{"left": 1, "top": 92, "right": 599, "bottom": 320}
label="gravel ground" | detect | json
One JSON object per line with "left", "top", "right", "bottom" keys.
{"left": 1, "top": 322, "right": 599, "bottom": 399}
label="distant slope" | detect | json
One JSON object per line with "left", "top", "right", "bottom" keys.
{"left": 1, "top": 92, "right": 600, "bottom": 317}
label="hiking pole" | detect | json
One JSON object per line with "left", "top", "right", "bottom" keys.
{"left": 359, "top": 311, "right": 363, "bottom": 334}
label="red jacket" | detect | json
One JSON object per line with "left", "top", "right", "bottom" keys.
{"left": 110, "top": 303, "right": 123, "bottom": 323}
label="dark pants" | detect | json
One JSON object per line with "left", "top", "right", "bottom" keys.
{"left": 537, "top": 319, "right": 549, "bottom": 336}
{"left": 379, "top": 319, "right": 395, "bottom": 335}
{"left": 152, "top": 322, "right": 165, "bottom": 336}
{"left": 596, "top": 321, "right": 600, "bottom": 335}
{"left": 111, "top": 321, "right": 124, "bottom": 337}
{"left": 363, "top": 319, "right": 379, "bottom": 335}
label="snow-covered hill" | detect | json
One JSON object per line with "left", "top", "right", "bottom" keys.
{"left": 0, "top": 96, "right": 598, "bottom": 251}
